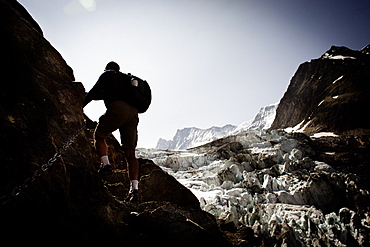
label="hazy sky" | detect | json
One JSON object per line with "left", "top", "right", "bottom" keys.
{"left": 19, "top": 0, "right": 370, "bottom": 148}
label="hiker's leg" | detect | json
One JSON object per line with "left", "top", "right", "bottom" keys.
{"left": 124, "top": 149, "right": 140, "bottom": 203}
{"left": 94, "top": 105, "right": 124, "bottom": 167}
{"left": 95, "top": 136, "right": 108, "bottom": 157}
{"left": 124, "top": 148, "right": 139, "bottom": 182}
{"left": 95, "top": 136, "right": 110, "bottom": 166}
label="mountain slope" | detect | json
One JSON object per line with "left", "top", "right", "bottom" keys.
{"left": 271, "top": 45, "right": 370, "bottom": 135}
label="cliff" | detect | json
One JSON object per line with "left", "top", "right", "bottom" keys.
{"left": 271, "top": 45, "right": 370, "bottom": 135}
{"left": 0, "top": 1, "right": 232, "bottom": 245}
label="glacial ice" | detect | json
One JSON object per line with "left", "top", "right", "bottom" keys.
{"left": 137, "top": 129, "right": 369, "bottom": 246}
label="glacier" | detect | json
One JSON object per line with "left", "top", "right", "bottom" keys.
{"left": 138, "top": 129, "right": 369, "bottom": 246}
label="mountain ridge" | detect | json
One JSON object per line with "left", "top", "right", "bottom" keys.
{"left": 156, "top": 102, "right": 278, "bottom": 150}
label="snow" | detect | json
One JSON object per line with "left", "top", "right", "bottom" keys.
{"left": 284, "top": 119, "right": 311, "bottom": 133}
{"left": 310, "top": 132, "right": 339, "bottom": 138}
{"left": 329, "top": 55, "right": 356, "bottom": 60}
{"left": 318, "top": 95, "right": 339, "bottom": 107}
{"left": 332, "top": 75, "right": 343, "bottom": 84}
{"left": 322, "top": 53, "right": 357, "bottom": 60}
{"left": 240, "top": 102, "right": 278, "bottom": 131}
{"left": 156, "top": 102, "right": 278, "bottom": 150}
{"left": 156, "top": 124, "right": 237, "bottom": 150}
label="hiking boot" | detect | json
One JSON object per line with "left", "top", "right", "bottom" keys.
{"left": 98, "top": 164, "right": 112, "bottom": 174}
{"left": 125, "top": 189, "right": 140, "bottom": 203}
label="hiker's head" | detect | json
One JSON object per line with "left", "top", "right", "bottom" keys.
{"left": 105, "top": 61, "right": 120, "bottom": 71}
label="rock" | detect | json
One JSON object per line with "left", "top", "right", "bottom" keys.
{"left": 124, "top": 202, "right": 231, "bottom": 246}
{"left": 0, "top": 2, "right": 233, "bottom": 246}
{"left": 314, "top": 161, "right": 336, "bottom": 172}
{"left": 139, "top": 159, "right": 200, "bottom": 208}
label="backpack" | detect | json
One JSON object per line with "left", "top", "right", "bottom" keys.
{"left": 128, "top": 74, "right": 152, "bottom": 113}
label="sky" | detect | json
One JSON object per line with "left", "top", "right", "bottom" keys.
{"left": 18, "top": 0, "right": 370, "bottom": 148}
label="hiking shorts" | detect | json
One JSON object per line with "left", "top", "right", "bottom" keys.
{"left": 94, "top": 101, "right": 139, "bottom": 149}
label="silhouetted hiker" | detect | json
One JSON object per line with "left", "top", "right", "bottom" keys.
{"left": 83, "top": 61, "right": 139, "bottom": 202}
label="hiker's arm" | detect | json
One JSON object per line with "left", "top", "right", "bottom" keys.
{"left": 83, "top": 77, "right": 105, "bottom": 107}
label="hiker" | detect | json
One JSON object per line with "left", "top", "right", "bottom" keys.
{"left": 83, "top": 61, "right": 139, "bottom": 202}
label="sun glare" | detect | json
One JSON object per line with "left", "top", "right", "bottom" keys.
{"left": 79, "top": 0, "right": 96, "bottom": 12}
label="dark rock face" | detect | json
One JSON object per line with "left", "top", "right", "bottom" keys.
{"left": 311, "top": 134, "right": 370, "bottom": 212}
{"left": 271, "top": 45, "right": 370, "bottom": 135}
{"left": 0, "top": 1, "right": 232, "bottom": 246}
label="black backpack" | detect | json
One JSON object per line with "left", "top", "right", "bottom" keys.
{"left": 128, "top": 74, "right": 152, "bottom": 113}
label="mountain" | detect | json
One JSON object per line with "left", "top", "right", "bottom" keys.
{"left": 5, "top": 2, "right": 369, "bottom": 245}
{"left": 232, "top": 102, "right": 278, "bottom": 134}
{"left": 156, "top": 102, "right": 278, "bottom": 150}
{"left": 0, "top": 1, "right": 232, "bottom": 245}
{"left": 156, "top": 124, "right": 237, "bottom": 150}
{"left": 271, "top": 45, "right": 370, "bottom": 135}
{"left": 139, "top": 45, "right": 370, "bottom": 246}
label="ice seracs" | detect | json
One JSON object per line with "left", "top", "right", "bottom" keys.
{"left": 139, "top": 129, "right": 369, "bottom": 246}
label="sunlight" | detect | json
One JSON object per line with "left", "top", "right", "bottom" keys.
{"left": 64, "top": 0, "right": 96, "bottom": 15}
{"left": 79, "top": 0, "right": 96, "bottom": 12}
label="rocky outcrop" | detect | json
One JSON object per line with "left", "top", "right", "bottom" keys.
{"left": 271, "top": 45, "right": 370, "bottom": 135}
{"left": 0, "top": 1, "right": 233, "bottom": 246}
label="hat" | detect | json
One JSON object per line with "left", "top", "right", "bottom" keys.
{"left": 105, "top": 61, "right": 120, "bottom": 71}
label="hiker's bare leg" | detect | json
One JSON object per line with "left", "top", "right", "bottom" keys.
{"left": 124, "top": 148, "right": 139, "bottom": 180}
{"left": 95, "top": 137, "right": 108, "bottom": 156}
{"left": 95, "top": 137, "right": 111, "bottom": 167}
{"left": 123, "top": 148, "right": 140, "bottom": 202}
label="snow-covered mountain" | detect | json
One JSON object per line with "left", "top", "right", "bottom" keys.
{"left": 156, "top": 124, "right": 237, "bottom": 150}
{"left": 156, "top": 102, "right": 278, "bottom": 150}
{"left": 231, "top": 102, "right": 278, "bottom": 134}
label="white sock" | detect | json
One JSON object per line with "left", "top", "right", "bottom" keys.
{"left": 101, "top": 155, "right": 110, "bottom": 166}
{"left": 131, "top": 180, "right": 139, "bottom": 191}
